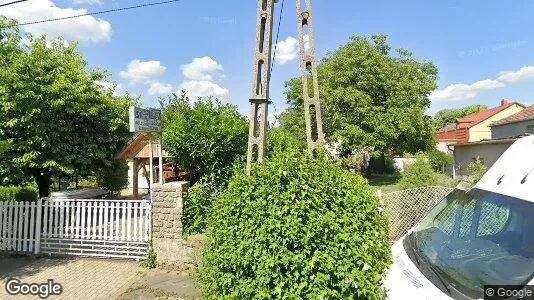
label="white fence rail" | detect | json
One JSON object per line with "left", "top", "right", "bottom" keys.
{"left": 380, "top": 186, "right": 454, "bottom": 242}
{"left": 0, "top": 199, "right": 41, "bottom": 253}
{"left": 0, "top": 199, "right": 151, "bottom": 260}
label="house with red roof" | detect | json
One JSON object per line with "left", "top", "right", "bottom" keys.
{"left": 435, "top": 100, "right": 526, "bottom": 148}
{"left": 490, "top": 105, "right": 534, "bottom": 139}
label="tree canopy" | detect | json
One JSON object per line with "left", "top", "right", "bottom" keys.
{"left": 281, "top": 35, "right": 438, "bottom": 157}
{"left": 0, "top": 17, "right": 134, "bottom": 197}
{"left": 161, "top": 92, "right": 248, "bottom": 184}
{"left": 433, "top": 104, "right": 488, "bottom": 129}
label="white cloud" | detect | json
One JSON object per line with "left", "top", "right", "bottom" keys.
{"left": 178, "top": 56, "right": 229, "bottom": 99}
{"left": 429, "top": 79, "right": 505, "bottom": 102}
{"left": 0, "top": 0, "right": 111, "bottom": 43}
{"left": 274, "top": 35, "right": 310, "bottom": 65}
{"left": 275, "top": 37, "right": 298, "bottom": 65}
{"left": 179, "top": 80, "right": 229, "bottom": 99}
{"left": 497, "top": 66, "right": 534, "bottom": 83}
{"left": 119, "top": 59, "right": 167, "bottom": 84}
{"left": 148, "top": 81, "right": 173, "bottom": 95}
{"left": 181, "top": 56, "right": 223, "bottom": 81}
{"left": 72, "top": 0, "right": 103, "bottom": 5}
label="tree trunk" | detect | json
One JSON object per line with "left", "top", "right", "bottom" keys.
{"left": 34, "top": 170, "right": 52, "bottom": 198}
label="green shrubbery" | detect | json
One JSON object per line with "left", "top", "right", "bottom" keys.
{"left": 467, "top": 158, "right": 487, "bottom": 185}
{"left": 428, "top": 149, "right": 453, "bottom": 172}
{"left": 96, "top": 159, "right": 129, "bottom": 197}
{"left": 161, "top": 93, "right": 248, "bottom": 184}
{"left": 198, "top": 149, "right": 391, "bottom": 299}
{"left": 0, "top": 186, "right": 38, "bottom": 202}
{"left": 182, "top": 175, "right": 221, "bottom": 236}
{"left": 399, "top": 154, "right": 438, "bottom": 189}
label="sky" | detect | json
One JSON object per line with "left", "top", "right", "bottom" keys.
{"left": 2, "top": 0, "right": 534, "bottom": 118}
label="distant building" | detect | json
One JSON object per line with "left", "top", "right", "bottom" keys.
{"left": 491, "top": 105, "right": 534, "bottom": 139}
{"left": 436, "top": 100, "right": 526, "bottom": 148}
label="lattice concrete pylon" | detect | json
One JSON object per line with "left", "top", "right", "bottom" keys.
{"left": 297, "top": 0, "right": 324, "bottom": 153}
{"left": 246, "top": 0, "right": 324, "bottom": 175}
{"left": 246, "top": 0, "right": 276, "bottom": 175}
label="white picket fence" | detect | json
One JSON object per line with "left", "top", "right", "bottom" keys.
{"left": 0, "top": 198, "right": 151, "bottom": 260}
{"left": 0, "top": 200, "right": 42, "bottom": 253}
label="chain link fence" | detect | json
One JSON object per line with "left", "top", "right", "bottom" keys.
{"left": 379, "top": 186, "right": 454, "bottom": 242}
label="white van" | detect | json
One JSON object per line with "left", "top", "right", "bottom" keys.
{"left": 384, "top": 135, "right": 534, "bottom": 299}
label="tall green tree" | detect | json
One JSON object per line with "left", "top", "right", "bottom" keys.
{"left": 0, "top": 17, "right": 133, "bottom": 197}
{"left": 282, "top": 35, "right": 438, "bottom": 157}
{"left": 161, "top": 92, "right": 248, "bottom": 184}
{"left": 433, "top": 104, "right": 488, "bottom": 129}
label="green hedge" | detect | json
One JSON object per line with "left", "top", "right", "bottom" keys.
{"left": 198, "top": 149, "right": 392, "bottom": 299}
{"left": 0, "top": 186, "right": 39, "bottom": 202}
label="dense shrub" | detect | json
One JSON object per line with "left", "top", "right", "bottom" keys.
{"left": 161, "top": 93, "right": 248, "bottom": 184}
{"left": 399, "top": 153, "right": 438, "bottom": 189}
{"left": 96, "top": 159, "right": 129, "bottom": 197}
{"left": 0, "top": 186, "right": 38, "bottom": 202}
{"left": 428, "top": 149, "right": 453, "bottom": 172}
{"left": 182, "top": 175, "right": 220, "bottom": 236}
{"left": 467, "top": 158, "right": 487, "bottom": 184}
{"left": 198, "top": 150, "right": 391, "bottom": 299}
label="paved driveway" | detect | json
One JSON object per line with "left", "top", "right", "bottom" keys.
{"left": 0, "top": 256, "right": 140, "bottom": 299}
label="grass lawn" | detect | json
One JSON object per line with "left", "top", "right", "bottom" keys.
{"left": 367, "top": 172, "right": 459, "bottom": 193}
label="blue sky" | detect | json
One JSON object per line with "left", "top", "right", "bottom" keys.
{"left": 2, "top": 0, "right": 534, "bottom": 117}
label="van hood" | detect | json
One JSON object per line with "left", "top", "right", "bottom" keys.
{"left": 474, "top": 135, "right": 534, "bottom": 202}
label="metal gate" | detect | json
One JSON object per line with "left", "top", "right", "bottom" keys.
{"left": 0, "top": 198, "right": 151, "bottom": 260}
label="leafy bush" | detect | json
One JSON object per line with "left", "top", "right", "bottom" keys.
{"left": 182, "top": 176, "right": 220, "bottom": 236}
{"left": 399, "top": 153, "right": 438, "bottom": 189}
{"left": 428, "top": 149, "right": 453, "bottom": 172}
{"left": 96, "top": 159, "right": 129, "bottom": 197}
{"left": 0, "top": 186, "right": 38, "bottom": 202}
{"left": 161, "top": 93, "right": 248, "bottom": 184}
{"left": 467, "top": 158, "right": 487, "bottom": 184}
{"left": 198, "top": 150, "right": 391, "bottom": 299}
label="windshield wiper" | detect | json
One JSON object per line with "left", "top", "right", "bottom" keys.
{"left": 408, "top": 233, "right": 453, "bottom": 296}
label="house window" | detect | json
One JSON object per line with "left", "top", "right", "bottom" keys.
{"left": 527, "top": 125, "right": 534, "bottom": 134}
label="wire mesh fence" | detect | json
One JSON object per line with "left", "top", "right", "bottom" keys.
{"left": 379, "top": 186, "right": 454, "bottom": 242}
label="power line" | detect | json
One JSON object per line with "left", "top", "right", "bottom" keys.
{"left": 0, "top": 0, "right": 28, "bottom": 8}
{"left": 6, "top": 0, "right": 182, "bottom": 27}
{"left": 270, "top": 0, "right": 285, "bottom": 80}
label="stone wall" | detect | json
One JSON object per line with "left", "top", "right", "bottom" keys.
{"left": 151, "top": 181, "right": 204, "bottom": 270}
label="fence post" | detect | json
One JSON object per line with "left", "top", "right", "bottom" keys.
{"left": 34, "top": 198, "right": 43, "bottom": 255}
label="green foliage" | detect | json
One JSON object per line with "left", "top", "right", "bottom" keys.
{"left": 282, "top": 34, "right": 437, "bottom": 156}
{"left": 0, "top": 17, "right": 134, "bottom": 197}
{"left": 399, "top": 154, "right": 439, "bottom": 189}
{"left": 428, "top": 149, "right": 453, "bottom": 171}
{"left": 0, "top": 186, "right": 38, "bottom": 202}
{"left": 467, "top": 159, "right": 487, "bottom": 184}
{"left": 141, "top": 242, "right": 158, "bottom": 269}
{"left": 182, "top": 175, "right": 220, "bottom": 236}
{"left": 161, "top": 93, "right": 248, "bottom": 184}
{"left": 199, "top": 150, "right": 391, "bottom": 299}
{"left": 433, "top": 104, "right": 488, "bottom": 129}
{"left": 95, "top": 159, "right": 129, "bottom": 198}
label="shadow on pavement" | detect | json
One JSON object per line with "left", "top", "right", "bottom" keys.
{"left": 0, "top": 255, "right": 74, "bottom": 280}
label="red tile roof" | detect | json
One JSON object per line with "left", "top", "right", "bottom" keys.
{"left": 435, "top": 100, "right": 526, "bottom": 143}
{"left": 491, "top": 105, "right": 534, "bottom": 126}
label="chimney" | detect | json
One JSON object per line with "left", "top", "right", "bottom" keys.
{"left": 501, "top": 99, "right": 509, "bottom": 106}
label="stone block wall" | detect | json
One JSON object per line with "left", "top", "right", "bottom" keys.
{"left": 151, "top": 181, "right": 204, "bottom": 270}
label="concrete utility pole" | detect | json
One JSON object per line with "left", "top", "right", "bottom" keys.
{"left": 246, "top": 0, "right": 276, "bottom": 175}
{"left": 246, "top": 0, "right": 324, "bottom": 175}
{"left": 296, "top": 0, "right": 324, "bottom": 153}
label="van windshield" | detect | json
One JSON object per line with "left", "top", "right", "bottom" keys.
{"left": 408, "top": 188, "right": 534, "bottom": 298}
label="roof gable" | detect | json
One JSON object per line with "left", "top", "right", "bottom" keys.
{"left": 491, "top": 105, "right": 534, "bottom": 127}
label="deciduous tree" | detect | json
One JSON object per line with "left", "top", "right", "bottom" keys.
{"left": 0, "top": 17, "right": 133, "bottom": 197}
{"left": 433, "top": 104, "right": 488, "bottom": 129}
{"left": 282, "top": 35, "right": 438, "bottom": 157}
